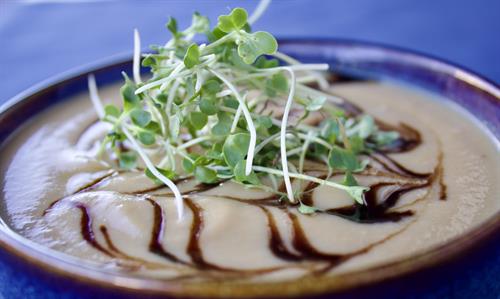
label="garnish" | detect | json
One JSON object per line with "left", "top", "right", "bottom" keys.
{"left": 87, "top": 3, "right": 399, "bottom": 220}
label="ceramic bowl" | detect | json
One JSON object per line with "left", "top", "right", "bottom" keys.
{"left": 0, "top": 39, "right": 498, "bottom": 299}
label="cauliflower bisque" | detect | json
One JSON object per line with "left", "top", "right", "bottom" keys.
{"left": 1, "top": 81, "right": 498, "bottom": 283}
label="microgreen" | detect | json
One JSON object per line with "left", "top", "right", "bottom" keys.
{"left": 183, "top": 44, "right": 201, "bottom": 69}
{"left": 328, "top": 145, "right": 363, "bottom": 172}
{"left": 167, "top": 17, "right": 179, "bottom": 37}
{"left": 194, "top": 166, "right": 218, "bottom": 184}
{"left": 306, "top": 96, "right": 326, "bottom": 112}
{"left": 223, "top": 133, "right": 250, "bottom": 168}
{"left": 87, "top": 5, "right": 400, "bottom": 219}
{"left": 237, "top": 31, "right": 278, "bottom": 64}
{"left": 217, "top": 8, "right": 248, "bottom": 33}
{"left": 118, "top": 152, "right": 137, "bottom": 170}
{"left": 298, "top": 202, "right": 319, "bottom": 215}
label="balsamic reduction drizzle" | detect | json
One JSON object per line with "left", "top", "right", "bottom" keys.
{"left": 76, "top": 204, "right": 112, "bottom": 256}
{"left": 43, "top": 87, "right": 451, "bottom": 280}
{"left": 145, "top": 197, "right": 187, "bottom": 264}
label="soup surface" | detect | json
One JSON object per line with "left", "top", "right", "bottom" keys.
{"left": 0, "top": 81, "right": 498, "bottom": 283}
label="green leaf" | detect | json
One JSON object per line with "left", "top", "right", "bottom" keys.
{"left": 145, "top": 167, "right": 175, "bottom": 185}
{"left": 202, "top": 79, "right": 222, "bottom": 94}
{"left": 183, "top": 43, "right": 200, "bottom": 69}
{"left": 182, "top": 157, "right": 196, "bottom": 173}
{"left": 217, "top": 7, "right": 248, "bottom": 33}
{"left": 207, "top": 26, "right": 227, "bottom": 42}
{"left": 138, "top": 131, "right": 155, "bottom": 145}
{"left": 120, "top": 76, "right": 140, "bottom": 112}
{"left": 234, "top": 160, "right": 260, "bottom": 185}
{"left": 346, "top": 185, "right": 369, "bottom": 205}
{"left": 265, "top": 73, "right": 288, "bottom": 97}
{"left": 298, "top": 202, "right": 318, "bottom": 215}
{"left": 254, "top": 56, "right": 279, "bottom": 69}
{"left": 223, "top": 133, "right": 250, "bottom": 168}
{"left": 306, "top": 96, "right": 326, "bottom": 112}
{"left": 342, "top": 171, "right": 358, "bottom": 187}
{"left": 200, "top": 98, "right": 218, "bottom": 115}
{"left": 320, "top": 119, "right": 339, "bottom": 144}
{"left": 349, "top": 135, "right": 366, "bottom": 154}
{"left": 141, "top": 55, "right": 155, "bottom": 67}
{"left": 350, "top": 115, "right": 375, "bottom": 139}
{"left": 104, "top": 104, "right": 120, "bottom": 119}
{"left": 256, "top": 116, "right": 273, "bottom": 129}
{"left": 189, "top": 111, "right": 208, "bottom": 130}
{"left": 118, "top": 152, "right": 137, "bottom": 169}
{"left": 228, "top": 48, "right": 255, "bottom": 71}
{"left": 194, "top": 166, "right": 218, "bottom": 184}
{"left": 166, "top": 17, "right": 178, "bottom": 36}
{"left": 238, "top": 31, "right": 278, "bottom": 64}
{"left": 206, "top": 149, "right": 223, "bottom": 161}
{"left": 185, "top": 76, "right": 196, "bottom": 98}
{"left": 212, "top": 112, "right": 232, "bottom": 136}
{"left": 156, "top": 93, "right": 168, "bottom": 105}
{"left": 374, "top": 131, "right": 400, "bottom": 146}
{"left": 328, "top": 145, "right": 361, "bottom": 172}
{"left": 206, "top": 142, "right": 224, "bottom": 161}
{"left": 130, "top": 109, "right": 152, "bottom": 127}
{"left": 223, "top": 97, "right": 239, "bottom": 109}
{"left": 145, "top": 121, "right": 161, "bottom": 134}
{"left": 107, "top": 131, "right": 125, "bottom": 145}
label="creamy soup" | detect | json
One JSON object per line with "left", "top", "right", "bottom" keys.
{"left": 0, "top": 81, "right": 498, "bottom": 283}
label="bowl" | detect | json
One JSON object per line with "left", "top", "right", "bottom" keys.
{"left": 0, "top": 39, "right": 498, "bottom": 299}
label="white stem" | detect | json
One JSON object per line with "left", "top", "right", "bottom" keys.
{"left": 248, "top": 0, "right": 272, "bottom": 25}
{"left": 195, "top": 69, "right": 204, "bottom": 92}
{"left": 273, "top": 51, "right": 329, "bottom": 90}
{"left": 166, "top": 79, "right": 181, "bottom": 116}
{"left": 262, "top": 64, "right": 329, "bottom": 72}
{"left": 202, "top": 32, "right": 235, "bottom": 53}
{"left": 252, "top": 166, "right": 350, "bottom": 192}
{"left": 216, "top": 89, "right": 233, "bottom": 98}
{"left": 296, "top": 84, "right": 343, "bottom": 104}
{"left": 122, "top": 126, "right": 184, "bottom": 220}
{"left": 209, "top": 69, "right": 257, "bottom": 176}
{"left": 133, "top": 29, "right": 142, "bottom": 84}
{"left": 299, "top": 131, "right": 314, "bottom": 174}
{"left": 296, "top": 75, "right": 319, "bottom": 84}
{"left": 219, "top": 105, "right": 319, "bottom": 133}
{"left": 255, "top": 131, "right": 281, "bottom": 154}
{"left": 172, "top": 147, "right": 194, "bottom": 163}
{"left": 162, "top": 141, "right": 176, "bottom": 171}
{"left": 287, "top": 147, "right": 302, "bottom": 156}
{"left": 296, "top": 133, "right": 333, "bottom": 150}
{"left": 279, "top": 67, "right": 296, "bottom": 203}
{"left": 135, "top": 62, "right": 184, "bottom": 94}
{"left": 230, "top": 103, "right": 243, "bottom": 133}
{"left": 87, "top": 74, "right": 105, "bottom": 119}
{"left": 177, "top": 135, "right": 212, "bottom": 150}
{"left": 145, "top": 97, "right": 165, "bottom": 135}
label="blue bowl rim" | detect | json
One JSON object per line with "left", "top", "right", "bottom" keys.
{"left": 0, "top": 38, "right": 498, "bottom": 298}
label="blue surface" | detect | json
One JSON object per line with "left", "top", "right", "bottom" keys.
{"left": 0, "top": 1, "right": 498, "bottom": 298}
{"left": 0, "top": 0, "right": 500, "bottom": 103}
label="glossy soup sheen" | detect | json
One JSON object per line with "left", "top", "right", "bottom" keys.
{"left": 0, "top": 80, "right": 498, "bottom": 283}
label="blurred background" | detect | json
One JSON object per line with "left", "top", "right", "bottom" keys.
{"left": 0, "top": 0, "right": 499, "bottom": 103}
{"left": 0, "top": 0, "right": 499, "bottom": 298}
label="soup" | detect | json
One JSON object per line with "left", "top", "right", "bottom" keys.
{"left": 1, "top": 80, "right": 498, "bottom": 283}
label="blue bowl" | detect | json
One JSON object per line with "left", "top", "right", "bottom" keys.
{"left": 0, "top": 39, "right": 498, "bottom": 299}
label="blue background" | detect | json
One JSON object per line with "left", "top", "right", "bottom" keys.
{"left": 0, "top": 0, "right": 500, "bottom": 103}
{"left": 0, "top": 0, "right": 499, "bottom": 298}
